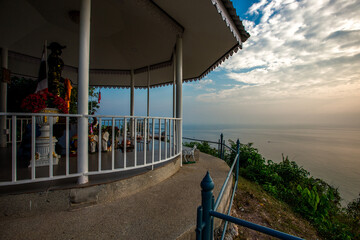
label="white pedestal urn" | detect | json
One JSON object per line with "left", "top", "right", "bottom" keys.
{"left": 33, "top": 108, "right": 61, "bottom": 166}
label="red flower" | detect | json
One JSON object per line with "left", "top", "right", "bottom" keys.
{"left": 21, "top": 90, "right": 69, "bottom": 114}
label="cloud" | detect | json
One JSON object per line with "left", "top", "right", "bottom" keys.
{"left": 198, "top": 79, "right": 213, "bottom": 85}
{"left": 247, "top": 0, "right": 269, "bottom": 15}
{"left": 182, "top": 0, "right": 360, "bottom": 126}
{"left": 210, "top": 0, "right": 360, "bottom": 105}
{"left": 185, "top": 78, "right": 215, "bottom": 91}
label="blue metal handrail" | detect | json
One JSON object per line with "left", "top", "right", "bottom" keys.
{"left": 223, "top": 143, "right": 236, "bottom": 153}
{"left": 219, "top": 162, "right": 239, "bottom": 240}
{"left": 210, "top": 211, "right": 304, "bottom": 240}
{"left": 214, "top": 152, "right": 238, "bottom": 211}
{"left": 195, "top": 133, "right": 304, "bottom": 240}
{"left": 182, "top": 134, "right": 238, "bottom": 213}
{"left": 182, "top": 136, "right": 220, "bottom": 145}
{"left": 183, "top": 135, "right": 226, "bottom": 160}
{"left": 183, "top": 135, "right": 236, "bottom": 155}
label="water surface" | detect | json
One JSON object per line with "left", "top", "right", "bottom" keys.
{"left": 183, "top": 124, "right": 360, "bottom": 204}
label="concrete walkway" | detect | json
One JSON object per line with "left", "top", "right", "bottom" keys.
{"left": 0, "top": 152, "right": 231, "bottom": 240}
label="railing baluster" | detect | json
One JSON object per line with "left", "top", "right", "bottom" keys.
{"left": 49, "top": 116, "right": 53, "bottom": 178}
{"left": 169, "top": 119, "right": 172, "bottom": 157}
{"left": 66, "top": 117, "right": 69, "bottom": 176}
{"left": 164, "top": 119, "right": 167, "bottom": 159}
{"left": 144, "top": 118, "right": 147, "bottom": 165}
{"left": 112, "top": 117, "right": 115, "bottom": 170}
{"left": 134, "top": 118, "right": 137, "bottom": 167}
{"left": 173, "top": 119, "right": 176, "bottom": 154}
{"left": 124, "top": 117, "right": 127, "bottom": 168}
{"left": 147, "top": 117, "right": 150, "bottom": 142}
{"left": 31, "top": 116, "right": 36, "bottom": 179}
{"left": 20, "top": 119, "right": 23, "bottom": 142}
{"left": 98, "top": 117, "right": 102, "bottom": 171}
{"left": 170, "top": 119, "right": 172, "bottom": 157}
{"left": 11, "top": 116, "right": 17, "bottom": 182}
{"left": 9, "top": 118, "right": 12, "bottom": 143}
{"left": 152, "top": 118, "right": 155, "bottom": 170}
{"left": 158, "top": 118, "right": 161, "bottom": 161}
{"left": 171, "top": 119, "right": 174, "bottom": 154}
{"left": 6, "top": 118, "right": 9, "bottom": 143}
{"left": 138, "top": 120, "right": 140, "bottom": 135}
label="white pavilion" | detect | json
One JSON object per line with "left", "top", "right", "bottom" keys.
{"left": 0, "top": 0, "right": 249, "bottom": 187}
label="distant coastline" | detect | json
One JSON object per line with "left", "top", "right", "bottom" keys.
{"left": 183, "top": 123, "right": 360, "bottom": 131}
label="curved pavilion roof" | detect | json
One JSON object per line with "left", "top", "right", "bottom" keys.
{"left": 0, "top": 0, "right": 250, "bottom": 88}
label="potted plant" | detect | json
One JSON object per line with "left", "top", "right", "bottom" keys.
{"left": 20, "top": 89, "right": 68, "bottom": 166}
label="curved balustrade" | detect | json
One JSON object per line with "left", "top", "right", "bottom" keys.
{"left": 0, "top": 113, "right": 181, "bottom": 186}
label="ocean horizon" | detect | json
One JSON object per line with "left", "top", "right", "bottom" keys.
{"left": 183, "top": 123, "right": 360, "bottom": 204}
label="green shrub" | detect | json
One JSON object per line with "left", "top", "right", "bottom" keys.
{"left": 183, "top": 141, "right": 218, "bottom": 157}
{"left": 232, "top": 141, "right": 355, "bottom": 239}
{"left": 184, "top": 138, "right": 358, "bottom": 239}
{"left": 346, "top": 194, "right": 360, "bottom": 239}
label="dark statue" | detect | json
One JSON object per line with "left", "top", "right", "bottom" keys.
{"left": 47, "top": 42, "right": 66, "bottom": 96}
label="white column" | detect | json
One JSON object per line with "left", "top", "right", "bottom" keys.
{"left": 175, "top": 36, "right": 183, "bottom": 160}
{"left": 77, "top": 0, "right": 91, "bottom": 184}
{"left": 130, "top": 70, "right": 135, "bottom": 138}
{"left": 0, "top": 48, "right": 8, "bottom": 148}
{"left": 173, "top": 52, "right": 176, "bottom": 118}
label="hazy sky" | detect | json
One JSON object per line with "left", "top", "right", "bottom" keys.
{"left": 99, "top": 0, "right": 360, "bottom": 127}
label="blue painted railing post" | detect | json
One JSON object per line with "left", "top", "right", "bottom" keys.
{"left": 199, "top": 171, "right": 215, "bottom": 240}
{"left": 196, "top": 206, "right": 204, "bottom": 239}
{"left": 222, "top": 139, "right": 225, "bottom": 159}
{"left": 219, "top": 133, "right": 223, "bottom": 160}
{"left": 236, "top": 139, "right": 240, "bottom": 181}
{"left": 218, "top": 134, "right": 221, "bottom": 159}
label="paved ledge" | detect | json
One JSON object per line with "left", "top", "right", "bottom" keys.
{"left": 0, "top": 152, "right": 232, "bottom": 240}
{"left": 0, "top": 156, "right": 181, "bottom": 218}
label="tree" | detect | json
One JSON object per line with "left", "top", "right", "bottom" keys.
{"left": 68, "top": 86, "right": 100, "bottom": 114}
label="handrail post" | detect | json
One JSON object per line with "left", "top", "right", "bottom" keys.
{"left": 196, "top": 206, "right": 203, "bottom": 239}
{"left": 218, "top": 137, "right": 220, "bottom": 158}
{"left": 199, "top": 171, "right": 215, "bottom": 240}
{"left": 222, "top": 139, "right": 225, "bottom": 160}
{"left": 219, "top": 133, "right": 223, "bottom": 159}
{"left": 236, "top": 139, "right": 240, "bottom": 181}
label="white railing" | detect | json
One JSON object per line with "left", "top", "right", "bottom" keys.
{"left": 0, "top": 112, "right": 181, "bottom": 186}
{"left": 6, "top": 117, "right": 32, "bottom": 143}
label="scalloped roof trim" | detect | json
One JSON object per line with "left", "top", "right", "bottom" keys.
{"left": 211, "top": 0, "right": 250, "bottom": 44}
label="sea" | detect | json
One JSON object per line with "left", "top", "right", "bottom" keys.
{"left": 183, "top": 124, "right": 360, "bottom": 204}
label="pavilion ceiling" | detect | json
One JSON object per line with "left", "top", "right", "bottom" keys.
{"left": 0, "top": 0, "right": 249, "bottom": 88}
